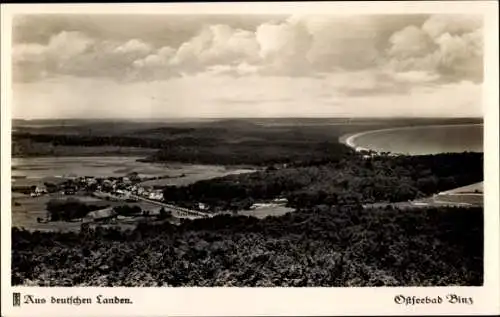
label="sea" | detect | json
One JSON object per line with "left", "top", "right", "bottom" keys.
{"left": 344, "top": 124, "right": 483, "bottom": 155}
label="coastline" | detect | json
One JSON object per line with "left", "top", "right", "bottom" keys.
{"left": 339, "top": 123, "right": 484, "bottom": 154}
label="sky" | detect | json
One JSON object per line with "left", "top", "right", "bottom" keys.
{"left": 11, "top": 14, "right": 484, "bottom": 119}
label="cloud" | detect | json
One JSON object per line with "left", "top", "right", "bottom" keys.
{"left": 299, "top": 15, "right": 382, "bottom": 72}
{"left": 388, "top": 25, "right": 434, "bottom": 58}
{"left": 204, "top": 63, "right": 261, "bottom": 77}
{"left": 12, "top": 14, "right": 279, "bottom": 48}
{"left": 126, "top": 24, "right": 262, "bottom": 80}
{"left": 387, "top": 14, "right": 483, "bottom": 83}
{"left": 13, "top": 31, "right": 95, "bottom": 81}
{"left": 390, "top": 70, "right": 440, "bottom": 83}
{"left": 171, "top": 24, "right": 260, "bottom": 72}
{"left": 129, "top": 46, "right": 177, "bottom": 81}
{"left": 13, "top": 31, "right": 95, "bottom": 63}
{"left": 422, "top": 15, "right": 482, "bottom": 39}
{"left": 13, "top": 30, "right": 159, "bottom": 82}
{"left": 434, "top": 29, "right": 483, "bottom": 80}
{"left": 319, "top": 69, "right": 419, "bottom": 97}
{"left": 255, "top": 18, "right": 313, "bottom": 75}
{"left": 114, "top": 39, "right": 152, "bottom": 55}
{"left": 11, "top": 14, "right": 484, "bottom": 120}
{"left": 12, "top": 14, "right": 483, "bottom": 88}
{"left": 13, "top": 75, "right": 482, "bottom": 119}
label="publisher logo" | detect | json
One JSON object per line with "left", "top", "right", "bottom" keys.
{"left": 13, "top": 292, "right": 21, "bottom": 307}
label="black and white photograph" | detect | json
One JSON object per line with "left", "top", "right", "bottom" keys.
{"left": 1, "top": 2, "right": 499, "bottom": 316}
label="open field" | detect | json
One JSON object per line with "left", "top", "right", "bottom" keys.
{"left": 432, "top": 194, "right": 483, "bottom": 205}
{"left": 138, "top": 166, "right": 256, "bottom": 187}
{"left": 12, "top": 176, "right": 69, "bottom": 188}
{"left": 11, "top": 193, "right": 164, "bottom": 232}
{"left": 439, "top": 181, "right": 483, "bottom": 194}
{"left": 12, "top": 156, "right": 176, "bottom": 178}
{"left": 12, "top": 156, "right": 256, "bottom": 186}
{"left": 238, "top": 205, "right": 295, "bottom": 219}
{"left": 410, "top": 182, "right": 484, "bottom": 207}
{"left": 11, "top": 193, "right": 294, "bottom": 232}
{"left": 411, "top": 193, "right": 483, "bottom": 208}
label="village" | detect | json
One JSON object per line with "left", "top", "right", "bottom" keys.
{"left": 27, "top": 172, "right": 165, "bottom": 200}
{"left": 15, "top": 172, "right": 205, "bottom": 220}
{"left": 12, "top": 171, "right": 290, "bottom": 228}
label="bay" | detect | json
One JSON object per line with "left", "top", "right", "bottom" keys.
{"left": 342, "top": 124, "right": 483, "bottom": 155}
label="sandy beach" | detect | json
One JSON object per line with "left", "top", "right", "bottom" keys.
{"left": 339, "top": 123, "right": 483, "bottom": 154}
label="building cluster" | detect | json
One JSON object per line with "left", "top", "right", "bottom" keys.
{"left": 357, "top": 149, "right": 400, "bottom": 159}
{"left": 28, "top": 174, "right": 165, "bottom": 202}
{"left": 21, "top": 174, "right": 289, "bottom": 218}
{"left": 82, "top": 206, "right": 169, "bottom": 224}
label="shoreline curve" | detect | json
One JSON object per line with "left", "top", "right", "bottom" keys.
{"left": 339, "top": 123, "right": 483, "bottom": 154}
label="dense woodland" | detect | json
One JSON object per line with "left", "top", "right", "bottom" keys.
{"left": 12, "top": 205, "right": 483, "bottom": 286}
{"left": 46, "top": 198, "right": 106, "bottom": 222}
{"left": 12, "top": 131, "right": 353, "bottom": 165}
{"left": 163, "top": 152, "right": 483, "bottom": 211}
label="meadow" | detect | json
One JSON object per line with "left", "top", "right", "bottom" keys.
{"left": 11, "top": 193, "right": 162, "bottom": 232}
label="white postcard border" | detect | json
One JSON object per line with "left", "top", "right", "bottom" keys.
{"left": 1, "top": 2, "right": 499, "bottom": 316}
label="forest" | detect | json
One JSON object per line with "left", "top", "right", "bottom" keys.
{"left": 46, "top": 198, "right": 106, "bottom": 222}
{"left": 12, "top": 131, "right": 353, "bottom": 165}
{"left": 163, "top": 152, "right": 483, "bottom": 211}
{"left": 12, "top": 205, "right": 483, "bottom": 286}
